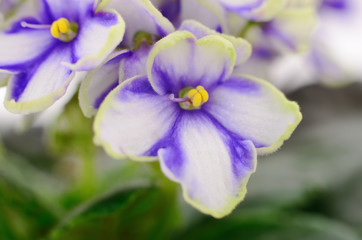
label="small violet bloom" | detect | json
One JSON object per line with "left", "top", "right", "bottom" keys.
{"left": 310, "top": 0, "right": 362, "bottom": 85}
{"left": 232, "top": 0, "right": 318, "bottom": 92}
{"left": 94, "top": 31, "right": 302, "bottom": 218}
{"left": 0, "top": 0, "right": 125, "bottom": 113}
{"left": 241, "top": 0, "right": 362, "bottom": 91}
{"left": 153, "top": 0, "right": 289, "bottom": 33}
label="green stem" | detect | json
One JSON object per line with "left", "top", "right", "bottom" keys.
{"left": 148, "top": 162, "right": 182, "bottom": 239}
{"left": 238, "top": 21, "right": 261, "bottom": 38}
{"left": 79, "top": 150, "right": 97, "bottom": 198}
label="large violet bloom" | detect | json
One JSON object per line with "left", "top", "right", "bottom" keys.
{"left": 94, "top": 31, "right": 302, "bottom": 218}
{"left": 0, "top": 0, "right": 125, "bottom": 113}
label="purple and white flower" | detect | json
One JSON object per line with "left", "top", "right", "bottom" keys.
{"left": 242, "top": 0, "right": 362, "bottom": 91}
{"left": 310, "top": 0, "right": 362, "bottom": 85}
{"left": 94, "top": 31, "right": 302, "bottom": 217}
{"left": 153, "top": 0, "right": 290, "bottom": 33}
{"left": 233, "top": 0, "right": 318, "bottom": 92}
{"left": 0, "top": 0, "right": 125, "bottom": 114}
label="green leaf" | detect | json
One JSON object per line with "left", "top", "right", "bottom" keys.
{"left": 325, "top": 169, "right": 362, "bottom": 229}
{"left": 48, "top": 95, "right": 97, "bottom": 203}
{"left": 0, "top": 170, "right": 58, "bottom": 240}
{"left": 50, "top": 183, "right": 180, "bottom": 240}
{"left": 172, "top": 210, "right": 361, "bottom": 240}
{"left": 48, "top": 95, "right": 95, "bottom": 159}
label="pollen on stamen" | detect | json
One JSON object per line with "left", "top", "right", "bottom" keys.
{"left": 50, "top": 18, "right": 78, "bottom": 42}
{"left": 171, "top": 85, "right": 209, "bottom": 110}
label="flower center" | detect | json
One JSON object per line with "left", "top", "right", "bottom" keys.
{"left": 21, "top": 18, "right": 78, "bottom": 43}
{"left": 169, "top": 86, "right": 209, "bottom": 110}
{"left": 50, "top": 18, "right": 78, "bottom": 42}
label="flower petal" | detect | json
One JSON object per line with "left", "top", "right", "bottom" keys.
{"left": 204, "top": 74, "right": 302, "bottom": 155}
{"left": 64, "top": 10, "right": 125, "bottom": 71}
{"left": 79, "top": 50, "right": 131, "bottom": 118}
{"left": 80, "top": 44, "right": 151, "bottom": 118}
{"left": 99, "top": 0, "right": 175, "bottom": 46}
{"left": 181, "top": 0, "right": 229, "bottom": 33}
{"left": 179, "top": 19, "right": 252, "bottom": 66}
{"left": 0, "top": 72, "right": 10, "bottom": 87}
{"left": 94, "top": 75, "right": 180, "bottom": 161}
{"left": 219, "top": 0, "right": 263, "bottom": 11}
{"left": 147, "top": 31, "right": 236, "bottom": 95}
{"left": 159, "top": 112, "right": 256, "bottom": 218}
{"left": 119, "top": 43, "right": 151, "bottom": 81}
{"left": 270, "top": 2, "right": 318, "bottom": 51}
{"left": 4, "top": 45, "right": 74, "bottom": 114}
{"left": 239, "top": 0, "right": 288, "bottom": 21}
{"left": 151, "top": 0, "right": 181, "bottom": 24}
{"left": 40, "top": 0, "right": 95, "bottom": 21}
{"left": 0, "top": 18, "right": 55, "bottom": 72}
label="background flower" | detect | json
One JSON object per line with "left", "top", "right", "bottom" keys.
{"left": 0, "top": 0, "right": 125, "bottom": 113}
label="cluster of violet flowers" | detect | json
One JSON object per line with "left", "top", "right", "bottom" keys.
{"left": 0, "top": 0, "right": 358, "bottom": 218}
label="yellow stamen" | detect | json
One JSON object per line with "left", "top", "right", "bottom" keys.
{"left": 186, "top": 85, "right": 209, "bottom": 108}
{"left": 197, "top": 86, "right": 209, "bottom": 102}
{"left": 187, "top": 89, "right": 198, "bottom": 99}
{"left": 50, "top": 18, "right": 77, "bottom": 42}
{"left": 50, "top": 22, "right": 60, "bottom": 38}
{"left": 57, "top": 18, "right": 70, "bottom": 33}
{"left": 192, "top": 93, "right": 202, "bottom": 107}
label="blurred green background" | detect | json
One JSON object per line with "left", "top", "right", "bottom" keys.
{"left": 0, "top": 83, "right": 362, "bottom": 240}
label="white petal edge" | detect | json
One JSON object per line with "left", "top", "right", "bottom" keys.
{"left": 147, "top": 31, "right": 236, "bottom": 95}
{"left": 4, "top": 46, "right": 75, "bottom": 114}
{"left": 94, "top": 75, "right": 179, "bottom": 161}
{"left": 63, "top": 9, "right": 125, "bottom": 71}
{"left": 179, "top": 19, "right": 252, "bottom": 66}
{"left": 159, "top": 112, "right": 257, "bottom": 218}
{"left": 79, "top": 50, "right": 131, "bottom": 118}
{"left": 204, "top": 74, "right": 302, "bottom": 155}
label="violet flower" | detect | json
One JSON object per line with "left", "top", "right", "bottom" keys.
{"left": 0, "top": 0, "right": 125, "bottom": 113}
{"left": 94, "top": 31, "right": 302, "bottom": 217}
